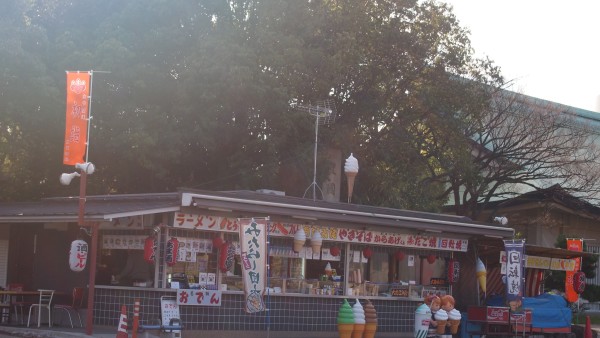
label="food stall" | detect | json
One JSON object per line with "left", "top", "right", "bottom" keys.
{"left": 465, "top": 241, "right": 597, "bottom": 337}
{"left": 90, "top": 189, "right": 513, "bottom": 336}
{"left": 0, "top": 189, "right": 514, "bottom": 336}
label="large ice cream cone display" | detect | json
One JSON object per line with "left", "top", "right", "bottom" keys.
{"left": 338, "top": 299, "right": 355, "bottom": 338}
{"left": 293, "top": 227, "right": 306, "bottom": 253}
{"left": 311, "top": 230, "right": 322, "bottom": 253}
{"left": 364, "top": 300, "right": 377, "bottom": 338}
{"left": 344, "top": 153, "right": 359, "bottom": 203}
{"left": 448, "top": 309, "right": 461, "bottom": 334}
{"left": 434, "top": 308, "right": 448, "bottom": 334}
{"left": 476, "top": 257, "right": 487, "bottom": 293}
{"left": 352, "top": 299, "right": 365, "bottom": 338}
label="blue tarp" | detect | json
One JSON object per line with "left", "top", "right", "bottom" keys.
{"left": 487, "top": 293, "right": 572, "bottom": 329}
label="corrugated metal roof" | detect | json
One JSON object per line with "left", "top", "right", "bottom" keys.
{"left": 181, "top": 189, "right": 515, "bottom": 238}
{"left": 0, "top": 189, "right": 515, "bottom": 238}
{"left": 0, "top": 193, "right": 180, "bottom": 222}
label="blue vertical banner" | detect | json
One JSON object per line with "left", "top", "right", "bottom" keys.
{"left": 239, "top": 218, "right": 268, "bottom": 313}
{"left": 504, "top": 239, "right": 525, "bottom": 300}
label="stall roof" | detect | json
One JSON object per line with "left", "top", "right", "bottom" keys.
{"left": 476, "top": 238, "right": 598, "bottom": 262}
{"left": 0, "top": 193, "right": 180, "bottom": 223}
{"left": 0, "top": 189, "right": 516, "bottom": 239}
{"left": 180, "top": 189, "right": 515, "bottom": 238}
{"left": 526, "top": 244, "right": 598, "bottom": 259}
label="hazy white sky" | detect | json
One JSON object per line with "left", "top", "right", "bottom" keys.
{"left": 446, "top": 1, "right": 600, "bottom": 112}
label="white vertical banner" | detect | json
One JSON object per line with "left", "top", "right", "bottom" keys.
{"left": 239, "top": 218, "right": 268, "bottom": 313}
{"left": 504, "top": 239, "right": 525, "bottom": 300}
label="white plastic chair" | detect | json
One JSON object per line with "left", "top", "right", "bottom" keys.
{"left": 27, "top": 289, "right": 54, "bottom": 328}
{"left": 53, "top": 287, "right": 84, "bottom": 328}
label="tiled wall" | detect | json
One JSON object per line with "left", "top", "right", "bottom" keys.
{"left": 94, "top": 287, "right": 419, "bottom": 333}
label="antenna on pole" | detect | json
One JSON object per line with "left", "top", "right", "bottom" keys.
{"left": 293, "top": 99, "right": 337, "bottom": 200}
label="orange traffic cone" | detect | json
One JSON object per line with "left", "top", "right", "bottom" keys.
{"left": 116, "top": 304, "right": 128, "bottom": 338}
{"left": 585, "top": 315, "right": 592, "bottom": 338}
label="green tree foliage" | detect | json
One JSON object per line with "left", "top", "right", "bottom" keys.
{"left": 0, "top": 0, "right": 503, "bottom": 204}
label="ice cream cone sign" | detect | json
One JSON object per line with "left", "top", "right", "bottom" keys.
{"left": 344, "top": 153, "right": 359, "bottom": 203}
{"left": 293, "top": 227, "right": 306, "bottom": 253}
{"left": 476, "top": 258, "right": 487, "bottom": 293}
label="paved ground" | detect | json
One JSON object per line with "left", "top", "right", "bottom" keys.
{"left": 0, "top": 324, "right": 599, "bottom": 338}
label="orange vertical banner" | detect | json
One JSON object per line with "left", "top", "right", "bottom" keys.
{"left": 63, "top": 71, "right": 90, "bottom": 165}
{"left": 565, "top": 238, "right": 583, "bottom": 303}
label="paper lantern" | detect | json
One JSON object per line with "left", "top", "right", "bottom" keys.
{"left": 144, "top": 235, "right": 157, "bottom": 264}
{"left": 330, "top": 246, "right": 341, "bottom": 257}
{"left": 394, "top": 251, "right": 405, "bottom": 261}
{"left": 69, "top": 239, "right": 88, "bottom": 272}
{"left": 165, "top": 237, "right": 179, "bottom": 266}
{"left": 212, "top": 236, "right": 224, "bottom": 249}
{"left": 574, "top": 271, "right": 586, "bottom": 294}
{"left": 363, "top": 247, "right": 373, "bottom": 259}
{"left": 447, "top": 259, "right": 460, "bottom": 283}
{"left": 426, "top": 254, "right": 436, "bottom": 264}
{"left": 219, "top": 241, "right": 232, "bottom": 273}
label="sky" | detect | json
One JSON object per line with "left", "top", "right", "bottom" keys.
{"left": 446, "top": 1, "right": 600, "bottom": 113}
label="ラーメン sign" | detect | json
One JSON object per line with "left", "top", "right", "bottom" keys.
{"left": 239, "top": 218, "right": 268, "bottom": 313}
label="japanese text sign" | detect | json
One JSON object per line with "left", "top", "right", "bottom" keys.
{"left": 239, "top": 218, "right": 267, "bottom": 313}
{"left": 175, "top": 213, "right": 468, "bottom": 252}
{"left": 504, "top": 239, "right": 525, "bottom": 299}
{"left": 63, "top": 71, "right": 90, "bottom": 165}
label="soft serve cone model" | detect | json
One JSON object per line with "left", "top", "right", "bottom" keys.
{"left": 352, "top": 299, "right": 365, "bottom": 338}
{"left": 364, "top": 300, "right": 377, "bottom": 338}
{"left": 293, "top": 227, "right": 306, "bottom": 253}
{"left": 344, "top": 153, "right": 359, "bottom": 203}
{"left": 476, "top": 257, "right": 487, "bottom": 293}
{"left": 448, "top": 309, "right": 462, "bottom": 334}
{"left": 434, "top": 308, "right": 448, "bottom": 335}
{"left": 311, "top": 230, "right": 322, "bottom": 253}
{"left": 325, "top": 262, "right": 333, "bottom": 277}
{"left": 338, "top": 299, "right": 355, "bottom": 338}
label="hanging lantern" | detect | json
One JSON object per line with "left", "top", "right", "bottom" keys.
{"left": 212, "top": 236, "right": 224, "bottom": 250}
{"left": 69, "top": 239, "right": 88, "bottom": 272}
{"left": 394, "top": 251, "right": 405, "bottom": 261}
{"left": 225, "top": 242, "right": 236, "bottom": 272}
{"left": 427, "top": 254, "right": 436, "bottom": 264}
{"left": 447, "top": 259, "right": 460, "bottom": 283}
{"left": 165, "top": 237, "right": 179, "bottom": 266}
{"left": 330, "top": 246, "right": 341, "bottom": 257}
{"left": 144, "top": 235, "right": 158, "bottom": 264}
{"left": 363, "top": 247, "right": 373, "bottom": 259}
{"left": 573, "top": 271, "right": 586, "bottom": 294}
{"left": 219, "top": 241, "right": 230, "bottom": 273}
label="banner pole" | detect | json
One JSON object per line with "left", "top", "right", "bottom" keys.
{"left": 266, "top": 217, "right": 271, "bottom": 338}
{"left": 85, "top": 71, "right": 93, "bottom": 163}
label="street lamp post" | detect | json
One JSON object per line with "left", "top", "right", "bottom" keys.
{"left": 61, "top": 162, "right": 96, "bottom": 335}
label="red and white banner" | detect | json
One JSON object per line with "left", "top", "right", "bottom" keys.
{"left": 239, "top": 218, "right": 267, "bottom": 313}
{"left": 565, "top": 238, "right": 583, "bottom": 303}
{"left": 63, "top": 71, "right": 90, "bottom": 165}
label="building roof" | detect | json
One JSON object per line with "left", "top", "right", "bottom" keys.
{"left": 487, "top": 184, "right": 600, "bottom": 219}
{"left": 180, "top": 189, "right": 514, "bottom": 238}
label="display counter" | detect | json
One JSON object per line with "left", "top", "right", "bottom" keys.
{"left": 93, "top": 284, "right": 425, "bottom": 333}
